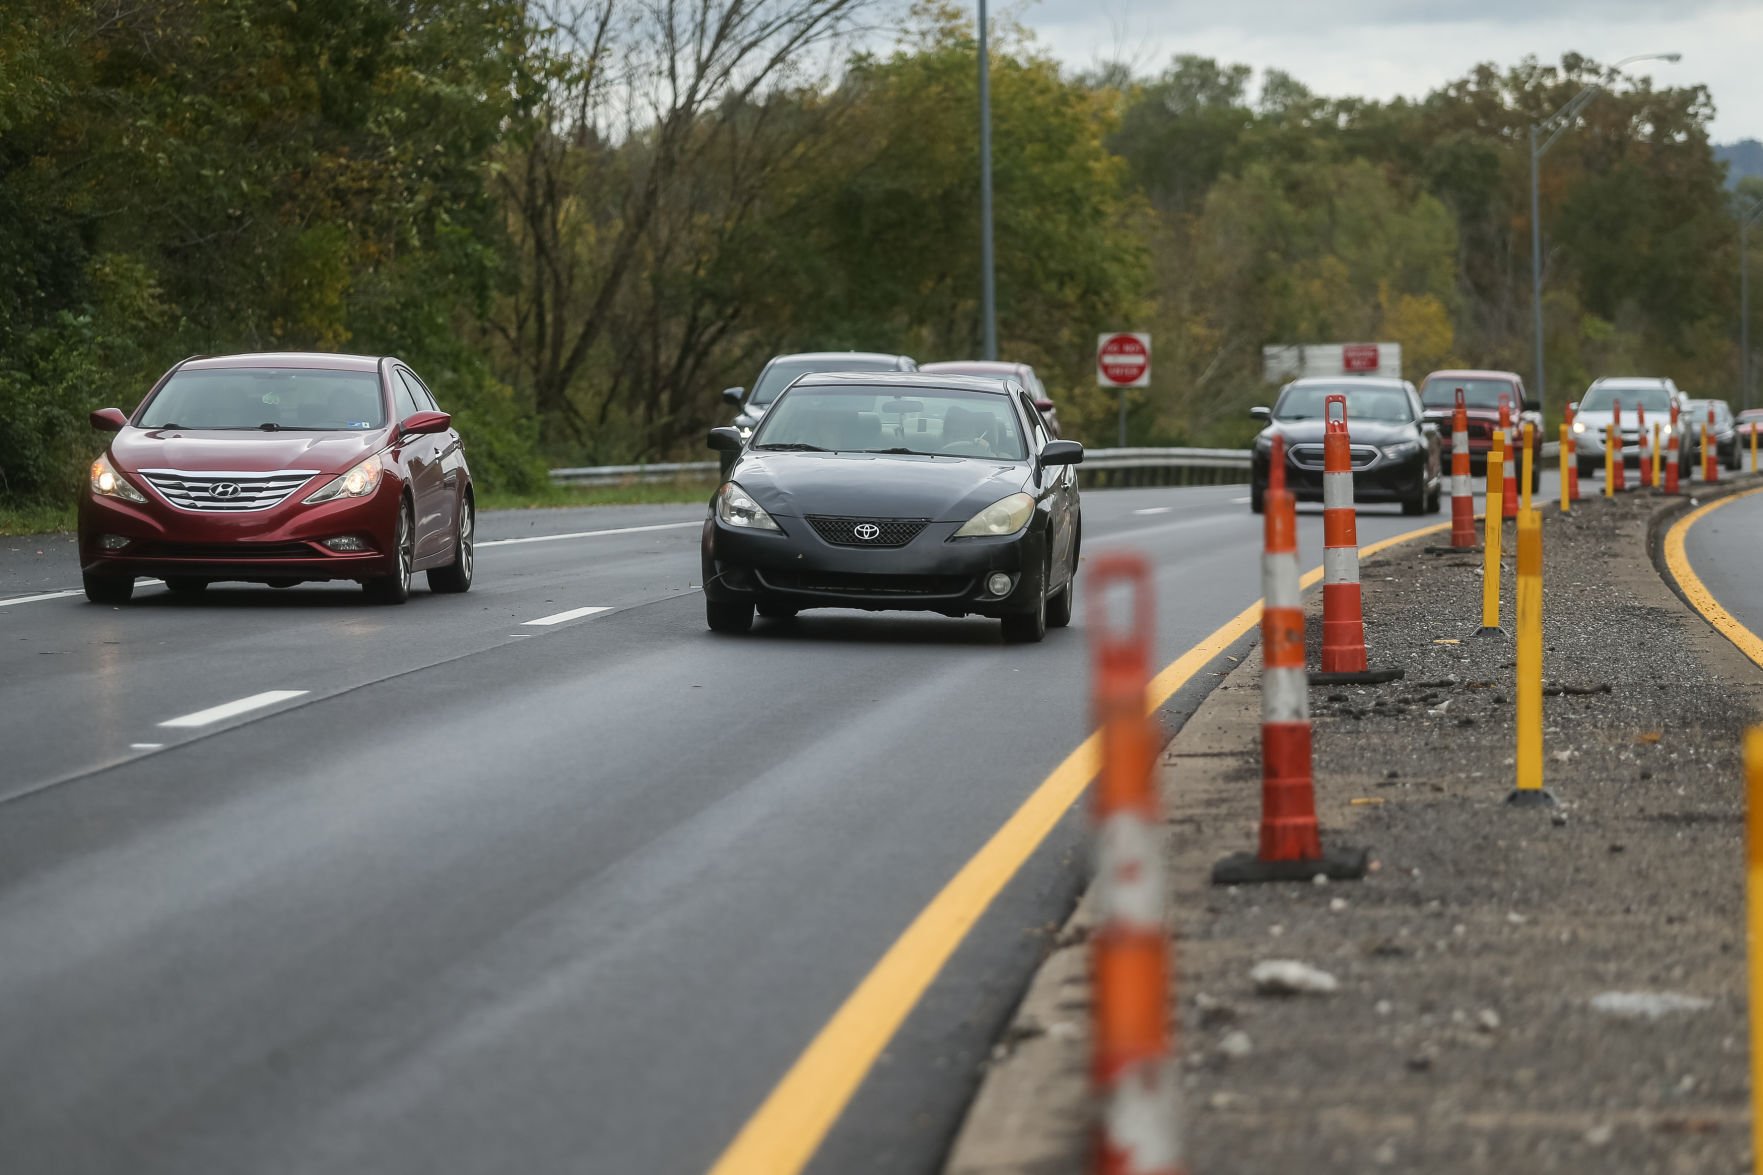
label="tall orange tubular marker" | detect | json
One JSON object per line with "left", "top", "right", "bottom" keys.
{"left": 1611, "top": 399, "right": 1627, "bottom": 493}
{"left": 1703, "top": 404, "right": 1717, "bottom": 483}
{"left": 1214, "top": 436, "right": 1368, "bottom": 886}
{"left": 1499, "top": 396, "right": 1519, "bottom": 520}
{"left": 1319, "top": 395, "right": 1366, "bottom": 674}
{"left": 1652, "top": 422, "right": 1663, "bottom": 491}
{"left": 1449, "top": 388, "right": 1476, "bottom": 549}
{"left": 1087, "top": 553, "right": 1182, "bottom": 1175}
{"left": 1666, "top": 401, "right": 1682, "bottom": 495}
{"left": 1564, "top": 403, "right": 1581, "bottom": 504}
{"left": 1637, "top": 404, "right": 1653, "bottom": 489}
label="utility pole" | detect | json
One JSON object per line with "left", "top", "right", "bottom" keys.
{"left": 1741, "top": 200, "right": 1763, "bottom": 410}
{"left": 1528, "top": 52, "right": 1679, "bottom": 421}
{"left": 977, "top": 0, "right": 997, "bottom": 361}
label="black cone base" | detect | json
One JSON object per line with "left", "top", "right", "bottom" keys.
{"left": 1212, "top": 845, "right": 1370, "bottom": 885}
{"left": 1308, "top": 667, "right": 1405, "bottom": 686}
{"left": 1473, "top": 626, "right": 1508, "bottom": 639}
{"left": 1505, "top": 788, "right": 1557, "bottom": 808}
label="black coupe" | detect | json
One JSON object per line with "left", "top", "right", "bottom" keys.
{"left": 702, "top": 372, "right": 1082, "bottom": 643}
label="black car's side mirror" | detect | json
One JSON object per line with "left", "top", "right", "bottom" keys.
{"left": 721, "top": 386, "right": 745, "bottom": 406}
{"left": 1250, "top": 406, "right": 1271, "bottom": 421}
{"left": 90, "top": 408, "right": 128, "bottom": 431}
{"left": 1040, "top": 440, "right": 1083, "bottom": 466}
{"left": 707, "top": 426, "right": 744, "bottom": 452}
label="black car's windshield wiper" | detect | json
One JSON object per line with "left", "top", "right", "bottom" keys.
{"left": 862, "top": 447, "right": 940, "bottom": 457}
{"left": 753, "top": 442, "right": 829, "bottom": 452}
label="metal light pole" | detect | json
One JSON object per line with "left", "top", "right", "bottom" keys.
{"left": 977, "top": 0, "right": 997, "bottom": 361}
{"left": 1528, "top": 51, "right": 1679, "bottom": 421}
{"left": 1741, "top": 200, "right": 1763, "bottom": 410}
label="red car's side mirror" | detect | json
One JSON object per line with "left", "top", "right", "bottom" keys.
{"left": 90, "top": 408, "right": 128, "bottom": 431}
{"left": 398, "top": 410, "right": 452, "bottom": 435}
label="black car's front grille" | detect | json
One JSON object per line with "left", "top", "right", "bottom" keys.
{"left": 139, "top": 541, "right": 319, "bottom": 560}
{"left": 1288, "top": 443, "right": 1379, "bottom": 471}
{"left": 757, "top": 570, "right": 971, "bottom": 598}
{"left": 805, "top": 515, "right": 929, "bottom": 548}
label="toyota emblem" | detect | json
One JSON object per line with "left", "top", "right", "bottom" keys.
{"left": 209, "top": 482, "right": 242, "bottom": 499}
{"left": 853, "top": 522, "right": 881, "bottom": 541}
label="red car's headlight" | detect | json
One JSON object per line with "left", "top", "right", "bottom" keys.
{"left": 90, "top": 455, "right": 147, "bottom": 503}
{"left": 304, "top": 454, "right": 384, "bottom": 504}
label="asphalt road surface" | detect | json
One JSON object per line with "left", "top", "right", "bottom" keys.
{"left": 0, "top": 475, "right": 1547, "bottom": 1174}
{"left": 1682, "top": 485, "right": 1763, "bottom": 637}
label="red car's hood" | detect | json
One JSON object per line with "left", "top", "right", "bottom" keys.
{"left": 109, "top": 428, "right": 390, "bottom": 476}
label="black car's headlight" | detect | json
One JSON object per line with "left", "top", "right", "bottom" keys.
{"left": 90, "top": 454, "right": 147, "bottom": 503}
{"left": 716, "top": 481, "right": 779, "bottom": 531}
{"left": 954, "top": 492, "right": 1035, "bottom": 538}
{"left": 1381, "top": 441, "right": 1422, "bottom": 461}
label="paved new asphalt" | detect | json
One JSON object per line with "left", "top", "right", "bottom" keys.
{"left": 0, "top": 476, "right": 1548, "bottom": 1174}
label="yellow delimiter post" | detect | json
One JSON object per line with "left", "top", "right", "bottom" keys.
{"left": 1507, "top": 509, "right": 1552, "bottom": 806}
{"left": 1520, "top": 422, "right": 1535, "bottom": 516}
{"left": 1481, "top": 435, "right": 1505, "bottom": 632}
{"left": 1605, "top": 423, "right": 1616, "bottom": 498}
{"left": 1558, "top": 424, "right": 1571, "bottom": 514}
{"left": 1747, "top": 728, "right": 1763, "bottom": 1175}
{"left": 1653, "top": 423, "right": 1663, "bottom": 489}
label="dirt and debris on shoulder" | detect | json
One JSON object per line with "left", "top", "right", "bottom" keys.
{"left": 946, "top": 485, "right": 1763, "bottom": 1175}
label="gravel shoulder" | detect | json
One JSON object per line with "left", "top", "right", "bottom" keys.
{"left": 947, "top": 480, "right": 1763, "bottom": 1174}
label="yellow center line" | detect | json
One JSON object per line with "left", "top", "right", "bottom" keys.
{"left": 1662, "top": 487, "right": 1763, "bottom": 668}
{"left": 705, "top": 518, "right": 1449, "bottom": 1175}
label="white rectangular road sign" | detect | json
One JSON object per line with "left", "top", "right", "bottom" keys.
{"left": 1097, "top": 333, "right": 1151, "bottom": 388}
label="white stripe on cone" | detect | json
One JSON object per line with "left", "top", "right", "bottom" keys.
{"left": 1103, "top": 1059, "right": 1185, "bottom": 1175}
{"left": 1322, "top": 470, "right": 1353, "bottom": 509}
{"left": 1322, "top": 545, "right": 1358, "bottom": 585}
{"left": 1262, "top": 551, "right": 1300, "bottom": 604}
{"left": 1262, "top": 666, "right": 1309, "bottom": 723}
{"left": 1095, "top": 813, "right": 1168, "bottom": 931}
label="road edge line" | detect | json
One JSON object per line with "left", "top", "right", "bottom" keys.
{"left": 1660, "top": 486, "right": 1763, "bottom": 669}
{"left": 704, "top": 518, "right": 1449, "bottom": 1175}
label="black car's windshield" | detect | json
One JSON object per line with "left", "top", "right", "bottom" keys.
{"left": 750, "top": 357, "right": 897, "bottom": 406}
{"left": 1420, "top": 378, "right": 1518, "bottom": 409}
{"left": 137, "top": 369, "right": 386, "bottom": 430}
{"left": 1275, "top": 383, "right": 1413, "bottom": 423}
{"left": 1580, "top": 384, "right": 1672, "bottom": 413}
{"left": 753, "top": 385, "right": 1027, "bottom": 460}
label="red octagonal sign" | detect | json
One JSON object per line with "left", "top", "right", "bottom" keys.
{"left": 1096, "top": 332, "right": 1151, "bottom": 388}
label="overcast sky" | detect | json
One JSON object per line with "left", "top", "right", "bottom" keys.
{"left": 1019, "top": 0, "right": 1763, "bottom": 144}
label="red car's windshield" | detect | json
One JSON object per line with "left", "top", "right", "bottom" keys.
{"left": 1420, "top": 378, "right": 1517, "bottom": 409}
{"left": 137, "top": 368, "right": 387, "bottom": 431}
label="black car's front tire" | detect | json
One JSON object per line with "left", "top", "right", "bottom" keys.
{"left": 1046, "top": 576, "right": 1073, "bottom": 628}
{"left": 707, "top": 598, "right": 754, "bottom": 633}
{"left": 1250, "top": 480, "right": 1265, "bottom": 514}
{"left": 83, "top": 571, "right": 133, "bottom": 605}
{"left": 1001, "top": 584, "right": 1047, "bottom": 644}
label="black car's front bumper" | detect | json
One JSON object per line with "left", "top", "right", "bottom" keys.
{"left": 1251, "top": 449, "right": 1431, "bottom": 504}
{"left": 702, "top": 515, "right": 1048, "bottom": 616}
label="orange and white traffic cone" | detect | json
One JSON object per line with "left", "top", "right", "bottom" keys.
{"left": 1086, "top": 553, "right": 1182, "bottom": 1175}
{"left": 1564, "top": 404, "right": 1581, "bottom": 503}
{"left": 1610, "top": 399, "right": 1627, "bottom": 493}
{"left": 1665, "top": 401, "right": 1681, "bottom": 494}
{"left": 1500, "top": 397, "right": 1519, "bottom": 520}
{"left": 1449, "top": 389, "right": 1476, "bottom": 549}
{"left": 1637, "top": 404, "right": 1653, "bottom": 489}
{"left": 1313, "top": 396, "right": 1403, "bottom": 685}
{"left": 1706, "top": 404, "right": 1721, "bottom": 484}
{"left": 1213, "top": 438, "right": 1369, "bottom": 886}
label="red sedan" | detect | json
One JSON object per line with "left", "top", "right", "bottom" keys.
{"left": 78, "top": 352, "right": 474, "bottom": 604}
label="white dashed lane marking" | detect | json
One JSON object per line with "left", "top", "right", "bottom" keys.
{"left": 0, "top": 590, "right": 83, "bottom": 607}
{"left": 478, "top": 521, "right": 698, "bottom": 549}
{"left": 159, "top": 690, "right": 309, "bottom": 729}
{"left": 523, "top": 606, "right": 613, "bottom": 627}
